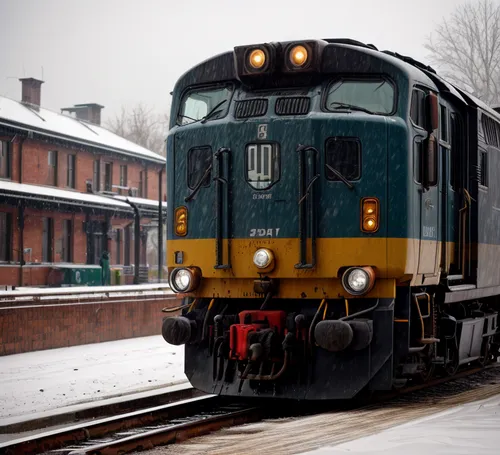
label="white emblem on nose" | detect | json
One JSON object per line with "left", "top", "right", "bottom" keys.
{"left": 257, "top": 124, "right": 268, "bottom": 139}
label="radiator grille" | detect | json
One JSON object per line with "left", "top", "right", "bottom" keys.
{"left": 235, "top": 99, "right": 268, "bottom": 119}
{"left": 275, "top": 97, "right": 311, "bottom": 115}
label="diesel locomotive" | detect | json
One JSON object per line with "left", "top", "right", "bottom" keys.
{"left": 162, "top": 38, "right": 500, "bottom": 400}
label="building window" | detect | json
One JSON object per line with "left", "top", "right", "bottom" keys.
{"left": 139, "top": 170, "right": 148, "bottom": 198}
{"left": 0, "top": 140, "right": 12, "bottom": 179}
{"left": 47, "top": 151, "right": 58, "bottom": 186}
{"left": 104, "top": 162, "right": 113, "bottom": 191}
{"left": 42, "top": 217, "right": 53, "bottom": 262}
{"left": 124, "top": 225, "right": 131, "bottom": 266}
{"left": 116, "top": 229, "right": 122, "bottom": 264}
{"left": 325, "top": 137, "right": 361, "bottom": 181}
{"left": 93, "top": 160, "right": 100, "bottom": 191}
{"left": 62, "top": 219, "right": 73, "bottom": 262}
{"left": 67, "top": 155, "right": 76, "bottom": 188}
{"left": 119, "top": 165, "right": 127, "bottom": 195}
{"left": 120, "top": 165, "right": 127, "bottom": 187}
{"left": 0, "top": 212, "right": 12, "bottom": 261}
{"left": 93, "top": 234, "right": 105, "bottom": 265}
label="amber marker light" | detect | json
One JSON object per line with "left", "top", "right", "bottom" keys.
{"left": 249, "top": 49, "right": 266, "bottom": 69}
{"left": 290, "top": 45, "right": 308, "bottom": 67}
{"left": 175, "top": 206, "right": 188, "bottom": 237}
{"left": 361, "top": 197, "right": 379, "bottom": 233}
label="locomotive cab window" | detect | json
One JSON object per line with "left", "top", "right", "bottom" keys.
{"left": 480, "top": 150, "right": 488, "bottom": 187}
{"left": 188, "top": 147, "right": 212, "bottom": 189}
{"left": 178, "top": 85, "right": 233, "bottom": 125}
{"left": 440, "top": 105, "right": 448, "bottom": 142}
{"left": 414, "top": 137, "right": 437, "bottom": 187}
{"left": 325, "top": 78, "right": 395, "bottom": 115}
{"left": 325, "top": 137, "right": 361, "bottom": 181}
{"left": 246, "top": 143, "right": 280, "bottom": 190}
{"left": 410, "top": 88, "right": 426, "bottom": 128}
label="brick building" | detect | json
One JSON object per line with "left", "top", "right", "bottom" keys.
{"left": 0, "top": 78, "right": 166, "bottom": 287}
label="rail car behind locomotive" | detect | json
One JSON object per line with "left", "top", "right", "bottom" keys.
{"left": 162, "top": 38, "right": 500, "bottom": 400}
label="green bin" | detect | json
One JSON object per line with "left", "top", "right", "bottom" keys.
{"left": 50, "top": 265, "right": 103, "bottom": 286}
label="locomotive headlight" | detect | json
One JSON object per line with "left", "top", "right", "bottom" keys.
{"left": 249, "top": 49, "right": 266, "bottom": 69}
{"left": 341, "top": 266, "right": 376, "bottom": 296}
{"left": 361, "top": 197, "right": 379, "bottom": 233}
{"left": 290, "top": 45, "right": 308, "bottom": 67}
{"left": 174, "top": 269, "right": 191, "bottom": 291}
{"left": 169, "top": 267, "right": 201, "bottom": 293}
{"left": 253, "top": 248, "right": 274, "bottom": 270}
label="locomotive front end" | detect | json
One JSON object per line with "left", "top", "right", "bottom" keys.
{"left": 162, "top": 39, "right": 414, "bottom": 399}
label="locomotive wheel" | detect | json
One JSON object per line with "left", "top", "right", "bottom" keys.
{"left": 418, "top": 346, "right": 435, "bottom": 383}
{"left": 445, "top": 346, "right": 460, "bottom": 376}
{"left": 478, "top": 336, "right": 492, "bottom": 367}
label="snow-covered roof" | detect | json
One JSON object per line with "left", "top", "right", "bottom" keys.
{"left": 0, "top": 180, "right": 132, "bottom": 212}
{"left": 114, "top": 195, "right": 167, "bottom": 209}
{"left": 0, "top": 96, "right": 165, "bottom": 164}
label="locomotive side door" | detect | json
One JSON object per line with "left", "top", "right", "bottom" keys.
{"left": 412, "top": 87, "right": 441, "bottom": 281}
{"left": 439, "top": 104, "right": 462, "bottom": 276}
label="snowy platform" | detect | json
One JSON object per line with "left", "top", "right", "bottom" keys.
{"left": 305, "top": 393, "right": 500, "bottom": 455}
{"left": 0, "top": 335, "right": 186, "bottom": 429}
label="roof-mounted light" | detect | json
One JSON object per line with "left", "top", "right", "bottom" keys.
{"left": 283, "top": 40, "right": 327, "bottom": 73}
{"left": 249, "top": 49, "right": 266, "bottom": 69}
{"left": 234, "top": 43, "right": 277, "bottom": 81}
{"left": 290, "top": 45, "right": 308, "bottom": 67}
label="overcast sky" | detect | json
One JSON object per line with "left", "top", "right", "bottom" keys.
{"left": 0, "top": 0, "right": 462, "bottom": 125}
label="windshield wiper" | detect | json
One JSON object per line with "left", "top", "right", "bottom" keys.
{"left": 177, "top": 113, "right": 198, "bottom": 124}
{"left": 201, "top": 100, "right": 228, "bottom": 124}
{"left": 185, "top": 165, "right": 213, "bottom": 202}
{"left": 326, "top": 164, "right": 354, "bottom": 190}
{"left": 328, "top": 102, "right": 374, "bottom": 115}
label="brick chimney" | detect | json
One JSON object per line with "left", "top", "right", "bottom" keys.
{"left": 19, "top": 78, "right": 44, "bottom": 106}
{"left": 61, "top": 103, "right": 104, "bottom": 125}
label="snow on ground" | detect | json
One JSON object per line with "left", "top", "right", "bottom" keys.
{"left": 0, "top": 336, "right": 186, "bottom": 422}
{"left": 304, "top": 393, "right": 500, "bottom": 455}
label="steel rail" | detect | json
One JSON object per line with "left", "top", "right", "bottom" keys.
{"left": 0, "top": 384, "right": 201, "bottom": 435}
{"left": 0, "top": 395, "right": 220, "bottom": 455}
{"left": 66, "top": 406, "right": 263, "bottom": 455}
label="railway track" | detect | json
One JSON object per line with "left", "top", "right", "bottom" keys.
{"left": 0, "top": 395, "right": 264, "bottom": 455}
{"left": 3, "top": 364, "right": 500, "bottom": 455}
{"left": 0, "top": 384, "right": 203, "bottom": 435}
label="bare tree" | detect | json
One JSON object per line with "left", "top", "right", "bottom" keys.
{"left": 107, "top": 103, "right": 169, "bottom": 156}
{"left": 425, "top": 0, "right": 500, "bottom": 104}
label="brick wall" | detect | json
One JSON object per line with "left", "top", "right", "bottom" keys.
{"left": 0, "top": 266, "right": 20, "bottom": 286}
{"left": 148, "top": 168, "right": 161, "bottom": 201}
{"left": 18, "top": 139, "right": 164, "bottom": 198}
{"left": 0, "top": 294, "right": 181, "bottom": 355}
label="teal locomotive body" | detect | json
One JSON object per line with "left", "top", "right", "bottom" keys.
{"left": 162, "top": 39, "right": 500, "bottom": 399}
